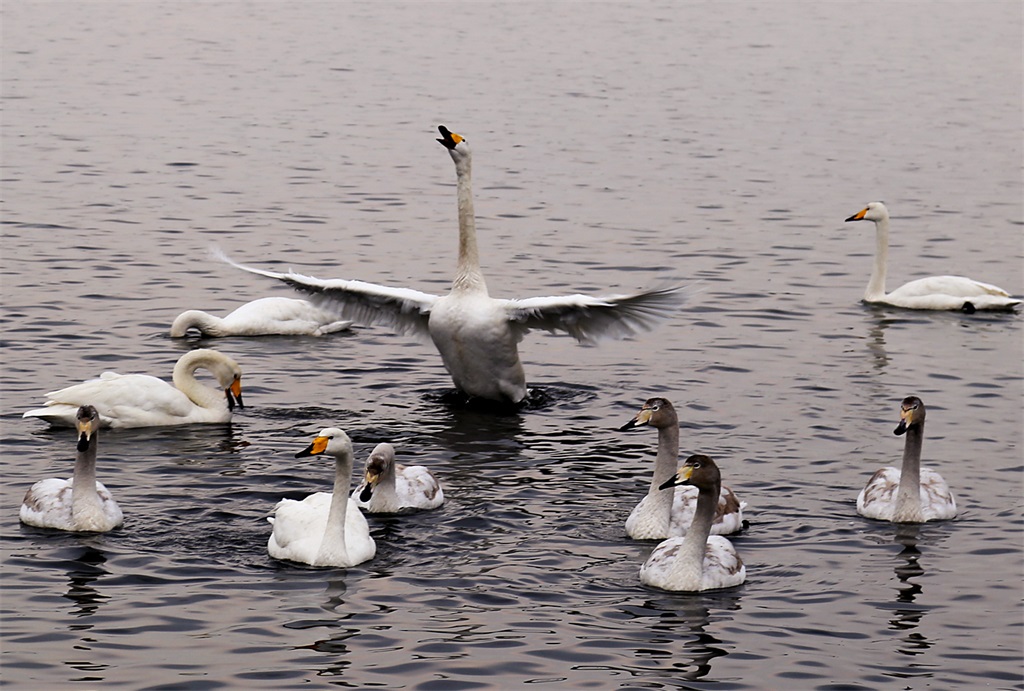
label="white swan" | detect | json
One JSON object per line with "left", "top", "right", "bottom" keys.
{"left": 639, "top": 454, "right": 746, "bottom": 592}
{"left": 857, "top": 396, "right": 957, "bottom": 523}
{"left": 351, "top": 442, "right": 444, "bottom": 513}
{"left": 20, "top": 405, "right": 123, "bottom": 532}
{"left": 620, "top": 397, "right": 745, "bottom": 539}
{"left": 171, "top": 297, "right": 352, "bottom": 337}
{"left": 846, "top": 201, "right": 1021, "bottom": 311}
{"left": 218, "top": 125, "right": 686, "bottom": 405}
{"left": 22, "top": 349, "right": 243, "bottom": 428}
{"left": 267, "top": 428, "right": 376, "bottom": 567}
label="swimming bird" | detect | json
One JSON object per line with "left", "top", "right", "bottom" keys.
{"left": 845, "top": 201, "right": 1020, "bottom": 311}
{"left": 20, "top": 405, "right": 124, "bottom": 532}
{"left": 620, "top": 397, "right": 745, "bottom": 539}
{"left": 22, "top": 349, "right": 243, "bottom": 428}
{"left": 171, "top": 297, "right": 352, "bottom": 337}
{"left": 351, "top": 442, "right": 444, "bottom": 513}
{"left": 267, "top": 428, "right": 376, "bottom": 567}
{"left": 639, "top": 454, "right": 746, "bottom": 592}
{"left": 218, "top": 125, "right": 686, "bottom": 405}
{"left": 857, "top": 396, "right": 957, "bottom": 523}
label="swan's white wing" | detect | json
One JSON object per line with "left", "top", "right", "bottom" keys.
{"left": 919, "top": 468, "right": 957, "bottom": 521}
{"left": 224, "top": 297, "right": 353, "bottom": 336}
{"left": 856, "top": 467, "right": 900, "bottom": 520}
{"left": 24, "top": 373, "right": 197, "bottom": 427}
{"left": 217, "top": 252, "right": 438, "bottom": 338}
{"left": 502, "top": 285, "right": 687, "bottom": 344}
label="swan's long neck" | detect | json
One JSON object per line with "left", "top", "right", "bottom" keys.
{"left": 675, "top": 480, "right": 717, "bottom": 576}
{"left": 452, "top": 155, "right": 488, "bottom": 295}
{"left": 649, "top": 423, "right": 680, "bottom": 510}
{"left": 170, "top": 311, "right": 224, "bottom": 338}
{"left": 895, "top": 422, "right": 924, "bottom": 522}
{"left": 866, "top": 217, "right": 890, "bottom": 301}
{"left": 71, "top": 435, "right": 103, "bottom": 520}
{"left": 319, "top": 454, "right": 353, "bottom": 562}
{"left": 172, "top": 353, "right": 226, "bottom": 410}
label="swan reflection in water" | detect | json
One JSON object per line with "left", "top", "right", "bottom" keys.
{"left": 631, "top": 589, "right": 743, "bottom": 681}
{"left": 889, "top": 524, "right": 932, "bottom": 657}
{"left": 64, "top": 546, "right": 110, "bottom": 619}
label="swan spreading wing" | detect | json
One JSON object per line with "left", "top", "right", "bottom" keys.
{"left": 215, "top": 250, "right": 437, "bottom": 338}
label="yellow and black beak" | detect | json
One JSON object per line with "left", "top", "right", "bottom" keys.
{"left": 658, "top": 464, "right": 694, "bottom": 490}
{"left": 894, "top": 407, "right": 912, "bottom": 436}
{"left": 295, "top": 435, "right": 329, "bottom": 459}
{"left": 845, "top": 207, "right": 868, "bottom": 222}
{"left": 76, "top": 417, "right": 95, "bottom": 453}
{"left": 437, "top": 125, "right": 464, "bottom": 150}
{"left": 359, "top": 470, "right": 380, "bottom": 502}
{"left": 619, "top": 406, "right": 653, "bottom": 431}
{"left": 226, "top": 375, "right": 243, "bottom": 411}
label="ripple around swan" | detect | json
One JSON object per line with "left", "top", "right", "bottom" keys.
{"left": 3, "top": 2, "right": 1023, "bottom": 690}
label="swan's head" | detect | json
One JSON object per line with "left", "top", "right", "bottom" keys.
{"left": 76, "top": 405, "right": 99, "bottom": 452}
{"left": 359, "top": 442, "right": 396, "bottom": 501}
{"left": 209, "top": 353, "right": 243, "bottom": 411}
{"left": 845, "top": 201, "right": 889, "bottom": 223}
{"left": 295, "top": 427, "right": 353, "bottom": 459}
{"left": 619, "top": 397, "right": 678, "bottom": 431}
{"left": 437, "top": 125, "right": 471, "bottom": 164}
{"left": 894, "top": 396, "right": 925, "bottom": 436}
{"left": 658, "top": 454, "right": 721, "bottom": 491}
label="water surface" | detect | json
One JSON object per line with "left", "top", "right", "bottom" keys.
{"left": 2, "top": 2, "right": 1022, "bottom": 689}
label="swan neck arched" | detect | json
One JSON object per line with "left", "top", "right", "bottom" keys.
{"left": 171, "top": 311, "right": 224, "bottom": 338}
{"left": 172, "top": 352, "right": 224, "bottom": 410}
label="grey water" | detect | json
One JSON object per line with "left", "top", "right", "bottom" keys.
{"left": 2, "top": 2, "right": 1022, "bottom": 689}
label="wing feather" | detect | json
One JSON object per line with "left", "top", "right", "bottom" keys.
{"left": 502, "top": 284, "right": 688, "bottom": 343}
{"left": 216, "top": 249, "right": 438, "bottom": 338}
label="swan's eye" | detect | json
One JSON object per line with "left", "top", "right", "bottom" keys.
{"left": 691, "top": 461, "right": 701, "bottom": 469}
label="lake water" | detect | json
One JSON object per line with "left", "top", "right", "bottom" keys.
{"left": 2, "top": 2, "right": 1022, "bottom": 689}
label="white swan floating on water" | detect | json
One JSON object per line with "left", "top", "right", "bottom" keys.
{"left": 351, "top": 442, "right": 444, "bottom": 513}
{"left": 845, "top": 201, "right": 1020, "bottom": 311}
{"left": 620, "top": 397, "right": 745, "bottom": 539}
{"left": 267, "top": 428, "right": 376, "bottom": 568}
{"left": 857, "top": 396, "right": 957, "bottom": 523}
{"left": 171, "top": 297, "right": 352, "bottom": 337}
{"left": 22, "top": 349, "right": 243, "bottom": 428}
{"left": 219, "top": 125, "right": 687, "bottom": 405}
{"left": 20, "top": 405, "right": 124, "bottom": 532}
{"left": 639, "top": 454, "right": 746, "bottom": 592}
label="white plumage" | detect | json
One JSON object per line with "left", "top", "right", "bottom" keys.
{"left": 171, "top": 297, "right": 352, "bottom": 337}
{"left": 267, "top": 428, "right": 375, "bottom": 568}
{"left": 620, "top": 397, "right": 745, "bottom": 539}
{"left": 218, "top": 125, "right": 686, "bottom": 405}
{"left": 857, "top": 396, "right": 957, "bottom": 523}
{"left": 351, "top": 443, "right": 444, "bottom": 513}
{"left": 639, "top": 454, "right": 746, "bottom": 592}
{"left": 846, "top": 202, "right": 1020, "bottom": 311}
{"left": 20, "top": 405, "right": 123, "bottom": 532}
{"left": 22, "top": 349, "right": 243, "bottom": 428}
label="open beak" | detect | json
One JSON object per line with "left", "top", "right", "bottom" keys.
{"left": 436, "top": 125, "right": 464, "bottom": 149}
